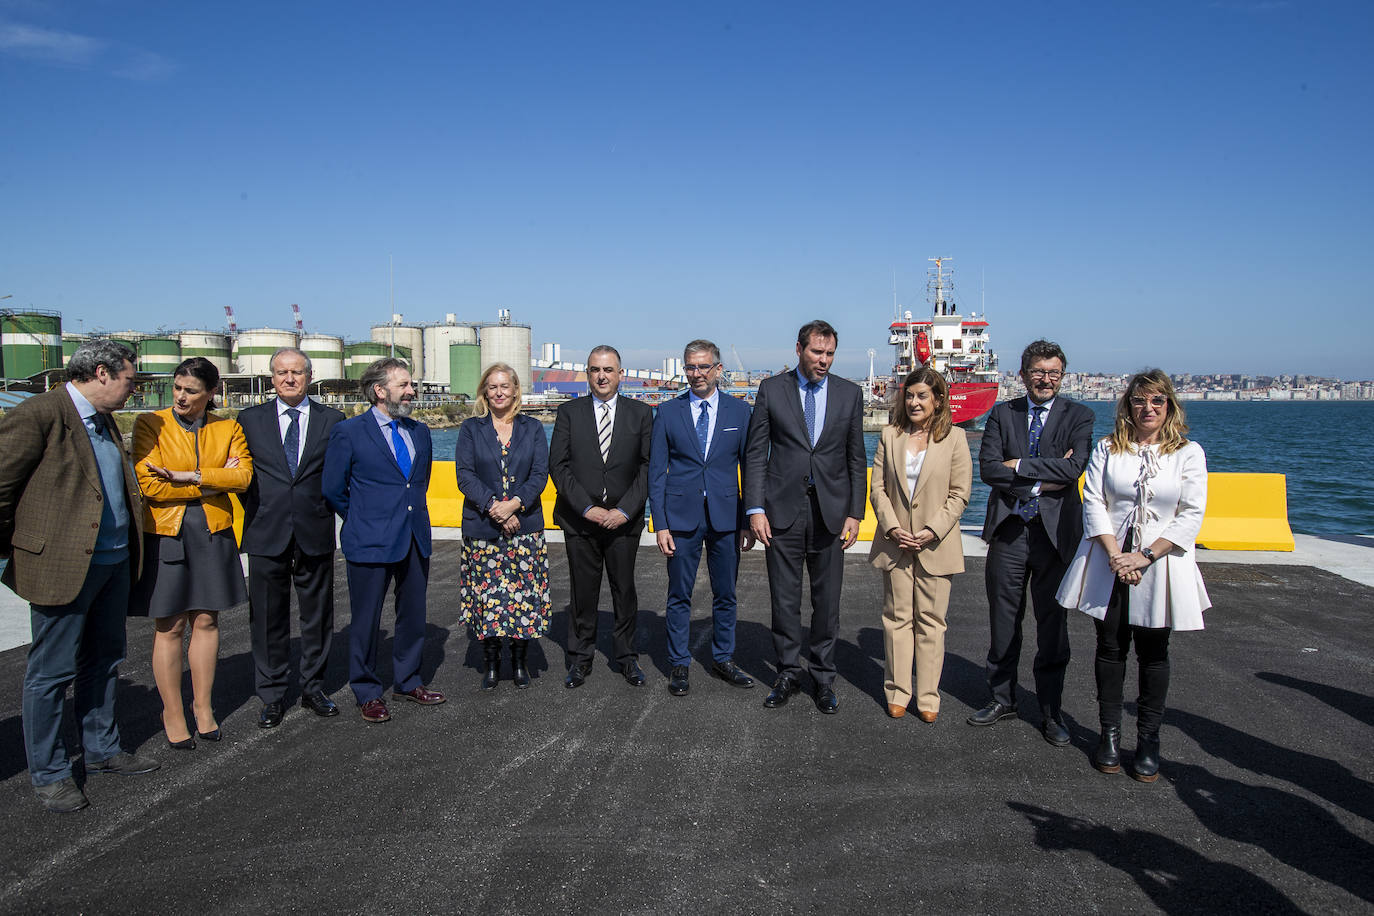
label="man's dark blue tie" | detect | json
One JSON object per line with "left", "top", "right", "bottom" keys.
{"left": 696, "top": 400, "right": 710, "bottom": 455}
{"left": 390, "top": 420, "right": 412, "bottom": 478}
{"left": 284, "top": 407, "right": 300, "bottom": 477}
{"left": 804, "top": 381, "right": 819, "bottom": 446}
{"left": 1018, "top": 405, "right": 1045, "bottom": 521}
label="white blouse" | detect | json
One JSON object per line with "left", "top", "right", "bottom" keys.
{"left": 1056, "top": 438, "right": 1211, "bottom": 630}
{"left": 905, "top": 446, "right": 927, "bottom": 501}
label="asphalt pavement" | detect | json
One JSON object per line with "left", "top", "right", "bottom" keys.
{"left": 0, "top": 544, "right": 1369, "bottom": 914}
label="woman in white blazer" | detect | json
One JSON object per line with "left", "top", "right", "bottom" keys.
{"left": 870, "top": 367, "right": 972, "bottom": 722}
{"left": 1056, "top": 369, "right": 1210, "bottom": 782}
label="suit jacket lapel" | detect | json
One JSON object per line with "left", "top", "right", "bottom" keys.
{"left": 481, "top": 415, "right": 505, "bottom": 467}
{"left": 780, "top": 375, "right": 809, "bottom": 448}
{"left": 364, "top": 413, "right": 407, "bottom": 477}
{"left": 60, "top": 389, "right": 104, "bottom": 494}
{"left": 911, "top": 433, "right": 947, "bottom": 508}
{"left": 680, "top": 396, "right": 706, "bottom": 460}
{"left": 887, "top": 427, "right": 912, "bottom": 511}
{"left": 1009, "top": 397, "right": 1031, "bottom": 458}
{"left": 298, "top": 400, "right": 330, "bottom": 470}
{"left": 1037, "top": 398, "right": 1066, "bottom": 452}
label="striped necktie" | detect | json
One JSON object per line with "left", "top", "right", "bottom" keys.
{"left": 598, "top": 401, "right": 612, "bottom": 463}
{"left": 1017, "top": 405, "right": 1045, "bottom": 521}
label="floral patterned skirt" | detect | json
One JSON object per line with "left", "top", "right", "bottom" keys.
{"left": 459, "top": 531, "right": 552, "bottom": 639}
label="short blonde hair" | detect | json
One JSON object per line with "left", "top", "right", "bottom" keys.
{"left": 473, "top": 363, "right": 522, "bottom": 417}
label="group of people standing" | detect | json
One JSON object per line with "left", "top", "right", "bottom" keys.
{"left": 0, "top": 323, "right": 1211, "bottom": 814}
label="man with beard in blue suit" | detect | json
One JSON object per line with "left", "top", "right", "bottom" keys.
{"left": 323, "top": 358, "right": 445, "bottom": 723}
{"left": 648, "top": 340, "right": 756, "bottom": 697}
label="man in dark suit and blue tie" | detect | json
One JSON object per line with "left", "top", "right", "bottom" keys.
{"left": 549, "top": 345, "right": 654, "bottom": 689}
{"left": 239, "top": 347, "right": 345, "bottom": 728}
{"left": 969, "top": 339, "right": 1094, "bottom": 745}
{"left": 744, "top": 320, "right": 867, "bottom": 714}
{"left": 323, "top": 357, "right": 445, "bottom": 723}
{"left": 648, "top": 339, "right": 755, "bottom": 696}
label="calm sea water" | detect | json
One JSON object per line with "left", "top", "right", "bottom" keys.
{"left": 428, "top": 401, "right": 1373, "bottom": 537}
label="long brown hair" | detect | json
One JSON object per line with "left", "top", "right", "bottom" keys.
{"left": 889, "top": 366, "right": 953, "bottom": 442}
{"left": 1108, "top": 368, "right": 1189, "bottom": 455}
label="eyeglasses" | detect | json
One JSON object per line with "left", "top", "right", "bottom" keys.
{"left": 684, "top": 364, "right": 718, "bottom": 374}
{"left": 1027, "top": 369, "right": 1063, "bottom": 380}
{"left": 1130, "top": 395, "right": 1168, "bottom": 408}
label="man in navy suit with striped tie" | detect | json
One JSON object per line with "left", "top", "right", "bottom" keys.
{"left": 648, "top": 340, "right": 755, "bottom": 696}
{"left": 323, "top": 358, "right": 445, "bottom": 723}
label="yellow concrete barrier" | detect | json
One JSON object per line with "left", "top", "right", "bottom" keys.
{"left": 404, "top": 463, "right": 1296, "bottom": 553}
{"left": 1196, "top": 472, "right": 1294, "bottom": 551}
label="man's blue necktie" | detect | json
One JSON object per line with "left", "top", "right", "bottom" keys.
{"left": 696, "top": 400, "right": 710, "bottom": 455}
{"left": 1018, "top": 405, "right": 1045, "bottom": 521}
{"left": 390, "top": 420, "right": 412, "bottom": 478}
{"left": 804, "top": 381, "right": 819, "bottom": 447}
{"left": 284, "top": 407, "right": 300, "bottom": 477}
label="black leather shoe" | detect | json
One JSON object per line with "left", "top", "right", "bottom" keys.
{"left": 258, "top": 700, "right": 285, "bottom": 729}
{"left": 1130, "top": 734, "right": 1161, "bottom": 783}
{"left": 967, "top": 701, "right": 1018, "bottom": 726}
{"left": 35, "top": 778, "right": 89, "bottom": 813}
{"left": 668, "top": 665, "right": 690, "bottom": 696}
{"left": 813, "top": 685, "right": 839, "bottom": 715}
{"left": 564, "top": 663, "right": 591, "bottom": 689}
{"left": 620, "top": 659, "right": 646, "bottom": 687}
{"left": 88, "top": 751, "right": 161, "bottom": 774}
{"left": 1041, "top": 713, "right": 1071, "bottom": 747}
{"left": 1093, "top": 725, "right": 1122, "bottom": 774}
{"left": 709, "top": 659, "right": 755, "bottom": 688}
{"left": 301, "top": 692, "right": 339, "bottom": 717}
{"left": 763, "top": 675, "right": 800, "bottom": 708}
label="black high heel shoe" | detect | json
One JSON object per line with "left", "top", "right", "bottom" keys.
{"left": 167, "top": 735, "right": 196, "bottom": 750}
{"left": 196, "top": 727, "right": 222, "bottom": 742}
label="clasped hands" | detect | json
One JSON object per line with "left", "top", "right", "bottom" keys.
{"left": 143, "top": 455, "right": 240, "bottom": 494}
{"left": 583, "top": 505, "right": 628, "bottom": 531}
{"left": 886, "top": 526, "right": 936, "bottom": 552}
{"left": 488, "top": 497, "right": 524, "bottom": 536}
{"left": 1108, "top": 550, "right": 1148, "bottom": 585}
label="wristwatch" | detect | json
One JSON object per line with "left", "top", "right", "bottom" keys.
{"left": 1141, "top": 546, "right": 1156, "bottom": 562}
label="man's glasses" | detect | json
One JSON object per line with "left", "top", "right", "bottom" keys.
{"left": 1027, "top": 369, "right": 1062, "bottom": 380}
{"left": 684, "top": 364, "right": 718, "bottom": 374}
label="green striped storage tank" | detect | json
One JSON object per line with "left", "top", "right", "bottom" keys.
{"left": 138, "top": 336, "right": 181, "bottom": 373}
{"left": 344, "top": 341, "right": 412, "bottom": 380}
{"left": 62, "top": 333, "right": 91, "bottom": 362}
{"left": 1, "top": 310, "right": 62, "bottom": 379}
{"left": 300, "top": 334, "right": 345, "bottom": 380}
{"left": 178, "top": 331, "right": 232, "bottom": 376}
{"left": 450, "top": 343, "right": 482, "bottom": 399}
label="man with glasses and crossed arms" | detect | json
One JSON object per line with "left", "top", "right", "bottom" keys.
{"left": 648, "top": 340, "right": 755, "bottom": 697}
{"left": 970, "top": 339, "right": 1094, "bottom": 746}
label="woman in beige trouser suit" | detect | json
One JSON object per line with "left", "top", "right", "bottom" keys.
{"left": 869, "top": 367, "right": 972, "bottom": 721}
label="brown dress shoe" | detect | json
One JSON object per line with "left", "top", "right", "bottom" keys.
{"left": 917, "top": 710, "right": 938, "bottom": 723}
{"left": 394, "top": 685, "right": 446, "bottom": 705}
{"left": 887, "top": 704, "right": 907, "bottom": 718}
{"left": 360, "top": 698, "right": 391, "bottom": 723}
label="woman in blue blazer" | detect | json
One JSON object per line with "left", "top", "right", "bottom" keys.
{"left": 454, "top": 363, "right": 551, "bottom": 689}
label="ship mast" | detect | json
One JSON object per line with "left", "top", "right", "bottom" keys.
{"left": 928, "top": 256, "right": 952, "bottom": 316}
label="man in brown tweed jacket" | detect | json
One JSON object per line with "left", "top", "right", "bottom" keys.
{"left": 0, "top": 339, "right": 160, "bottom": 812}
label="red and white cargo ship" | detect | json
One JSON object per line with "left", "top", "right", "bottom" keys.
{"left": 883, "top": 257, "right": 999, "bottom": 427}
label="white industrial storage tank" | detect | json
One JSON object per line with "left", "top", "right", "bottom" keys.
{"left": 371, "top": 321, "right": 425, "bottom": 379}
{"left": 422, "top": 318, "right": 478, "bottom": 387}
{"left": 178, "top": 331, "right": 233, "bottom": 376}
{"left": 299, "top": 334, "right": 345, "bottom": 380}
{"left": 479, "top": 311, "right": 532, "bottom": 385}
{"left": 234, "top": 328, "right": 299, "bottom": 376}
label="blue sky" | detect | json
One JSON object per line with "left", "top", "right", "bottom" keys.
{"left": 2, "top": 1, "right": 1371, "bottom": 379}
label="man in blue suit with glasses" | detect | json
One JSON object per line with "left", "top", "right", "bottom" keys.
{"left": 648, "top": 339, "right": 755, "bottom": 697}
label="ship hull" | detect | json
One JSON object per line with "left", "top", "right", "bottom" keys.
{"left": 949, "top": 382, "right": 997, "bottom": 427}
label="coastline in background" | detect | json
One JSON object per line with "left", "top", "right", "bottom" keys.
{"left": 429, "top": 400, "right": 1372, "bottom": 539}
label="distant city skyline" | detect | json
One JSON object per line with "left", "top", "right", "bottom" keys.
{"left": 2, "top": 2, "right": 1371, "bottom": 378}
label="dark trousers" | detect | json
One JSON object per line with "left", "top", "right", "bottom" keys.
{"left": 765, "top": 491, "right": 842, "bottom": 688}
{"left": 23, "top": 560, "right": 129, "bottom": 786}
{"left": 664, "top": 519, "right": 740, "bottom": 667}
{"left": 984, "top": 516, "right": 1071, "bottom": 713}
{"left": 344, "top": 540, "right": 429, "bottom": 704}
{"left": 564, "top": 529, "right": 640, "bottom": 668}
{"left": 1095, "top": 579, "right": 1172, "bottom": 736}
{"left": 248, "top": 540, "right": 335, "bottom": 704}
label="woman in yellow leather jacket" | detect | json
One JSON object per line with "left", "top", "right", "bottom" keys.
{"left": 132, "top": 357, "right": 252, "bottom": 749}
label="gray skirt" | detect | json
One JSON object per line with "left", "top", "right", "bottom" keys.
{"left": 131, "top": 502, "right": 248, "bottom": 619}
